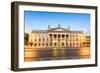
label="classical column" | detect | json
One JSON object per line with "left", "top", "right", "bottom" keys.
{"left": 49, "top": 34, "right": 52, "bottom": 47}
{"left": 61, "top": 34, "right": 62, "bottom": 47}
{"left": 58, "top": 34, "right": 59, "bottom": 47}
{"left": 64, "top": 34, "right": 65, "bottom": 47}
{"left": 52, "top": 34, "right": 54, "bottom": 47}
{"left": 65, "top": 34, "right": 66, "bottom": 47}
{"left": 68, "top": 34, "right": 70, "bottom": 47}
{"left": 57, "top": 34, "right": 58, "bottom": 47}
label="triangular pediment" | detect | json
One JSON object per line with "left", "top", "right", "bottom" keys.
{"left": 48, "top": 28, "right": 70, "bottom": 32}
{"left": 53, "top": 28, "right": 65, "bottom": 31}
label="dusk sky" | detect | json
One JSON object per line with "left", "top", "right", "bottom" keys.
{"left": 24, "top": 11, "right": 90, "bottom": 34}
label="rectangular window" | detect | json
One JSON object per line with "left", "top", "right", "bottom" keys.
{"left": 43, "top": 43, "right": 44, "bottom": 46}
{"left": 39, "top": 43, "right": 40, "bottom": 46}
{"left": 39, "top": 38, "right": 41, "bottom": 41}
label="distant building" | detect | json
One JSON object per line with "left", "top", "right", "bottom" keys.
{"left": 25, "top": 24, "right": 90, "bottom": 48}
{"left": 24, "top": 33, "right": 28, "bottom": 45}
{"left": 86, "top": 36, "right": 90, "bottom": 47}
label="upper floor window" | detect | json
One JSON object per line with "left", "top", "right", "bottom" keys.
{"left": 43, "top": 38, "right": 44, "bottom": 41}
{"left": 47, "top": 38, "right": 48, "bottom": 41}
{"left": 54, "top": 34, "right": 56, "bottom": 38}
{"left": 39, "top": 38, "right": 41, "bottom": 41}
{"left": 39, "top": 43, "right": 40, "bottom": 46}
{"left": 50, "top": 34, "right": 52, "bottom": 37}
{"left": 66, "top": 35, "right": 69, "bottom": 37}
{"left": 76, "top": 35, "right": 78, "bottom": 37}
{"left": 62, "top": 35, "right": 65, "bottom": 38}
{"left": 58, "top": 34, "right": 60, "bottom": 38}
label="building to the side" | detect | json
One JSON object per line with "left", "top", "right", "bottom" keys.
{"left": 24, "top": 24, "right": 90, "bottom": 48}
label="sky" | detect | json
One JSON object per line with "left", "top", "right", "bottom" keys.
{"left": 24, "top": 11, "right": 90, "bottom": 35}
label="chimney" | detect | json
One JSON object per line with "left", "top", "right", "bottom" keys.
{"left": 68, "top": 26, "right": 70, "bottom": 30}
{"left": 48, "top": 25, "right": 50, "bottom": 29}
{"left": 58, "top": 24, "right": 61, "bottom": 28}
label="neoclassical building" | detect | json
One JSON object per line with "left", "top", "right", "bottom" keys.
{"left": 25, "top": 24, "right": 90, "bottom": 48}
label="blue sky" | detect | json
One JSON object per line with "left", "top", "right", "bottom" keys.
{"left": 24, "top": 11, "right": 90, "bottom": 34}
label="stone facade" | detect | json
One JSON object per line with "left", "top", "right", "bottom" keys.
{"left": 25, "top": 25, "right": 90, "bottom": 48}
